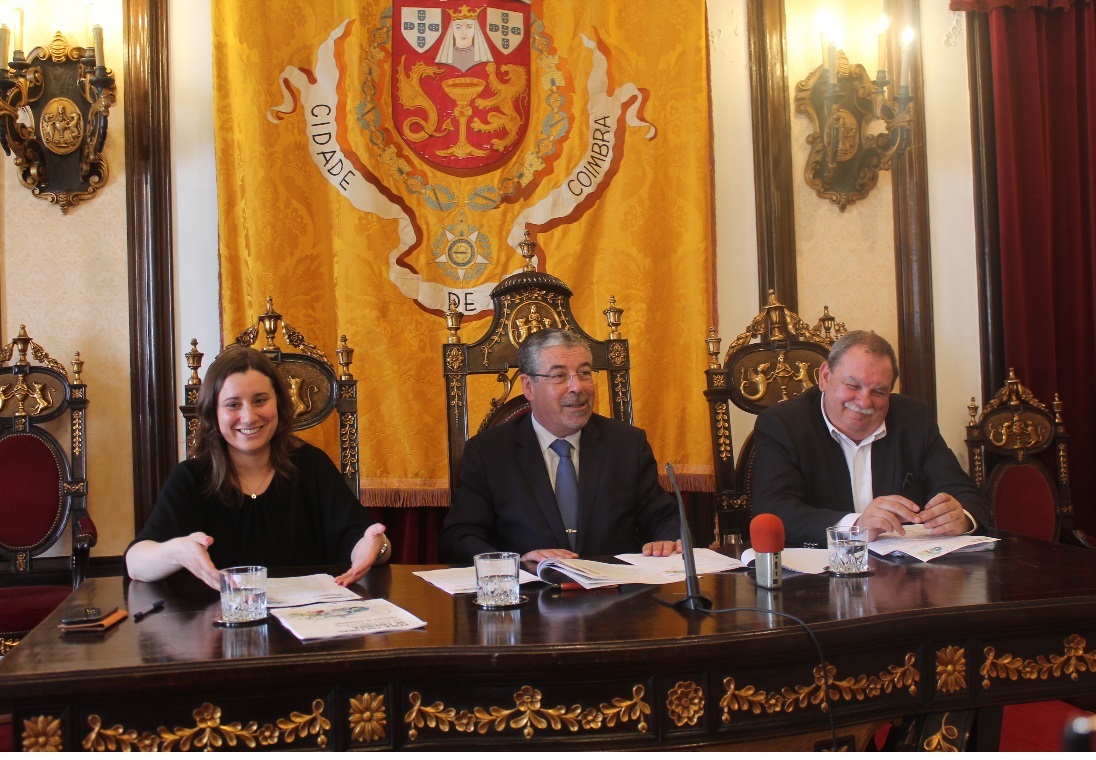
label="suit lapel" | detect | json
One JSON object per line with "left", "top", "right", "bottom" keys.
{"left": 870, "top": 425, "right": 899, "bottom": 496}
{"left": 516, "top": 416, "right": 571, "bottom": 547}
{"left": 576, "top": 417, "right": 606, "bottom": 555}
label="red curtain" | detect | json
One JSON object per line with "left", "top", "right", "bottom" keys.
{"left": 955, "top": 0, "right": 1096, "bottom": 532}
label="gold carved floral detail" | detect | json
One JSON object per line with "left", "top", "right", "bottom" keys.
{"left": 445, "top": 345, "right": 464, "bottom": 371}
{"left": 715, "top": 402, "right": 732, "bottom": 461}
{"left": 666, "top": 681, "right": 704, "bottom": 727}
{"left": 711, "top": 371, "right": 727, "bottom": 388}
{"left": 922, "top": 711, "right": 960, "bottom": 752}
{"left": 72, "top": 409, "right": 84, "bottom": 456}
{"left": 339, "top": 384, "right": 356, "bottom": 400}
{"left": 981, "top": 634, "right": 1096, "bottom": 688}
{"left": 405, "top": 684, "right": 649, "bottom": 741}
{"left": 608, "top": 342, "right": 626, "bottom": 367}
{"left": 612, "top": 371, "right": 630, "bottom": 411}
{"left": 82, "top": 699, "right": 330, "bottom": 751}
{"left": 936, "top": 646, "right": 967, "bottom": 694}
{"left": 720, "top": 654, "right": 919, "bottom": 722}
{"left": 22, "top": 715, "right": 63, "bottom": 751}
{"left": 349, "top": 693, "right": 386, "bottom": 744}
{"left": 340, "top": 413, "right": 358, "bottom": 478}
{"left": 448, "top": 376, "right": 465, "bottom": 417}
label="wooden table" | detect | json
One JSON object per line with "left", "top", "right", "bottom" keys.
{"left": 4, "top": 533, "right": 1096, "bottom": 751}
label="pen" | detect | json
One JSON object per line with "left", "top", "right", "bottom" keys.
{"left": 132, "top": 600, "right": 165, "bottom": 622}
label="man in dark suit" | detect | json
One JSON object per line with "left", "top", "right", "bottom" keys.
{"left": 441, "top": 329, "right": 681, "bottom": 564}
{"left": 751, "top": 330, "right": 991, "bottom": 546}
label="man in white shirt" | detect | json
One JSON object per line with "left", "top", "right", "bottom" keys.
{"left": 751, "top": 330, "right": 991, "bottom": 546}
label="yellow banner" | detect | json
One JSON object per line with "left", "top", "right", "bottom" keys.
{"left": 213, "top": 0, "right": 716, "bottom": 504}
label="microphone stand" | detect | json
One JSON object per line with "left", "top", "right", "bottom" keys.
{"left": 665, "top": 463, "right": 713, "bottom": 611}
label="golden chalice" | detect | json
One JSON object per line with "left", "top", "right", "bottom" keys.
{"left": 437, "top": 76, "right": 489, "bottom": 158}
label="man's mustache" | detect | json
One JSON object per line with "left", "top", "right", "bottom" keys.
{"left": 844, "top": 401, "right": 875, "bottom": 416}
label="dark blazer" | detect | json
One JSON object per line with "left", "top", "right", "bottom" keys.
{"left": 751, "top": 386, "right": 992, "bottom": 546}
{"left": 440, "top": 413, "right": 680, "bottom": 563}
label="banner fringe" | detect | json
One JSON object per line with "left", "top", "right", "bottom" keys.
{"left": 361, "top": 487, "right": 451, "bottom": 508}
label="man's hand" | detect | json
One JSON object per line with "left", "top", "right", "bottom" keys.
{"left": 170, "top": 532, "right": 219, "bottom": 590}
{"left": 521, "top": 548, "right": 578, "bottom": 562}
{"left": 642, "top": 539, "right": 683, "bottom": 557}
{"left": 919, "top": 493, "right": 972, "bottom": 536}
{"left": 854, "top": 494, "right": 922, "bottom": 541}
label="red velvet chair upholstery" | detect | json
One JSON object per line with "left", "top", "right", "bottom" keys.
{"left": 966, "top": 368, "right": 1078, "bottom": 543}
{"left": 442, "top": 233, "right": 633, "bottom": 500}
{"left": 703, "top": 291, "right": 846, "bottom": 546}
{"left": 0, "top": 326, "right": 94, "bottom": 655}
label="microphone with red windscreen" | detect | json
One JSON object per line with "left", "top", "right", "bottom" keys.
{"left": 750, "top": 514, "right": 785, "bottom": 589}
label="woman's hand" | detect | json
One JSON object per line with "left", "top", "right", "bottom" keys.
{"left": 335, "top": 523, "right": 388, "bottom": 586}
{"left": 125, "top": 532, "right": 219, "bottom": 590}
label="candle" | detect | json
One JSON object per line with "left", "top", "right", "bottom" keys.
{"left": 828, "top": 41, "right": 837, "bottom": 83}
{"left": 899, "top": 26, "right": 914, "bottom": 89}
{"left": 13, "top": 7, "right": 23, "bottom": 53}
{"left": 877, "top": 15, "right": 889, "bottom": 74}
{"left": 92, "top": 24, "right": 104, "bottom": 68}
{"left": 0, "top": 25, "right": 8, "bottom": 66}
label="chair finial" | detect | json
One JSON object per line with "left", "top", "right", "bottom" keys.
{"left": 603, "top": 296, "right": 623, "bottom": 340}
{"left": 518, "top": 230, "right": 537, "bottom": 272}
{"left": 258, "top": 297, "right": 282, "bottom": 350}
{"left": 186, "top": 338, "right": 205, "bottom": 385}
{"left": 337, "top": 335, "right": 355, "bottom": 380}
{"left": 706, "top": 327, "right": 721, "bottom": 369}
{"left": 71, "top": 352, "right": 84, "bottom": 384}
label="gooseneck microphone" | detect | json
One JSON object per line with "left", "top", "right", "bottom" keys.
{"left": 750, "top": 514, "right": 785, "bottom": 590}
{"left": 665, "top": 463, "right": 713, "bottom": 611}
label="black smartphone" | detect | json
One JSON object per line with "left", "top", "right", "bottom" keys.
{"left": 60, "top": 606, "right": 117, "bottom": 625}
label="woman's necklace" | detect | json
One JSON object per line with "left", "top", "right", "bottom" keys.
{"left": 238, "top": 468, "right": 275, "bottom": 499}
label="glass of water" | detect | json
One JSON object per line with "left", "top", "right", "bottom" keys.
{"left": 474, "top": 552, "right": 521, "bottom": 608}
{"left": 826, "top": 526, "right": 869, "bottom": 576}
{"left": 219, "top": 565, "right": 268, "bottom": 623}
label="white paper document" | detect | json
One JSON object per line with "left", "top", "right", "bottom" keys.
{"left": 413, "top": 566, "right": 540, "bottom": 595}
{"left": 537, "top": 550, "right": 743, "bottom": 590}
{"left": 271, "top": 598, "right": 426, "bottom": 641}
{"left": 265, "top": 574, "right": 362, "bottom": 608}
{"left": 869, "top": 524, "right": 999, "bottom": 562}
{"left": 741, "top": 547, "right": 830, "bottom": 575}
{"left": 615, "top": 548, "right": 744, "bottom": 575}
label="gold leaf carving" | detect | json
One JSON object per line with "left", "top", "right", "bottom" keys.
{"left": 981, "top": 634, "right": 1096, "bottom": 688}
{"left": 349, "top": 693, "right": 387, "bottom": 744}
{"left": 405, "top": 684, "right": 649, "bottom": 741}
{"left": 22, "top": 715, "right": 63, "bottom": 752}
{"left": 922, "top": 711, "right": 960, "bottom": 752}
{"left": 83, "top": 699, "right": 328, "bottom": 751}
{"left": 720, "top": 654, "right": 919, "bottom": 723}
{"left": 666, "top": 681, "right": 704, "bottom": 727}
{"left": 936, "top": 646, "right": 967, "bottom": 694}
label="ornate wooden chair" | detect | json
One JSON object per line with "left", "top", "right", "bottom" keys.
{"left": 703, "top": 291, "right": 846, "bottom": 546}
{"left": 180, "top": 297, "right": 360, "bottom": 498}
{"left": 965, "top": 368, "right": 1078, "bottom": 543}
{"left": 442, "top": 234, "right": 633, "bottom": 498}
{"left": 0, "top": 326, "right": 95, "bottom": 654}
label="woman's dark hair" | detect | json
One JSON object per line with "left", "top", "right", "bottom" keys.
{"left": 191, "top": 346, "right": 298, "bottom": 504}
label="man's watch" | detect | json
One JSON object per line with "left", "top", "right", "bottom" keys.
{"left": 377, "top": 535, "right": 390, "bottom": 558}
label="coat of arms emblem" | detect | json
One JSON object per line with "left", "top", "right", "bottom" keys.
{"left": 393, "top": 1, "right": 530, "bottom": 172}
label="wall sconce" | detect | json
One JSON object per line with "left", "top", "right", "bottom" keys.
{"left": 0, "top": 8, "right": 116, "bottom": 213}
{"left": 793, "top": 19, "right": 914, "bottom": 211}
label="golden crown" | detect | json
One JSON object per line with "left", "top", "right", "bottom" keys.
{"left": 448, "top": 4, "right": 483, "bottom": 20}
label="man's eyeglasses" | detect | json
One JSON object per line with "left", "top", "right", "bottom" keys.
{"left": 526, "top": 370, "right": 599, "bottom": 386}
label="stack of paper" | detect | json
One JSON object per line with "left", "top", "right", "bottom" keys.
{"left": 271, "top": 599, "right": 426, "bottom": 641}
{"left": 869, "top": 524, "right": 998, "bottom": 562}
